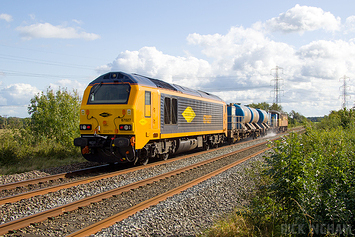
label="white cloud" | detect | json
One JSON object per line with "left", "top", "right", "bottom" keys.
{"left": 49, "top": 79, "right": 87, "bottom": 98}
{"left": 90, "top": 5, "right": 355, "bottom": 116}
{"left": 345, "top": 16, "right": 355, "bottom": 34}
{"left": 0, "top": 80, "right": 87, "bottom": 117}
{"left": 72, "top": 19, "right": 83, "bottom": 25}
{"left": 99, "top": 46, "right": 212, "bottom": 87}
{"left": 297, "top": 40, "right": 355, "bottom": 79}
{"left": 0, "top": 13, "right": 13, "bottom": 22}
{"left": 187, "top": 26, "right": 297, "bottom": 88}
{"left": 29, "top": 14, "right": 36, "bottom": 20}
{"left": 0, "top": 83, "right": 40, "bottom": 106}
{"left": 0, "top": 106, "right": 29, "bottom": 118}
{"left": 265, "top": 4, "right": 341, "bottom": 33}
{"left": 16, "top": 22, "right": 100, "bottom": 40}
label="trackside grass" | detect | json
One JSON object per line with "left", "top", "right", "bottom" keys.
{"left": 0, "top": 128, "right": 84, "bottom": 175}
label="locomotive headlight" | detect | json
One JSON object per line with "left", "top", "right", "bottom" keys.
{"left": 119, "top": 124, "right": 132, "bottom": 131}
{"left": 80, "top": 124, "right": 92, "bottom": 130}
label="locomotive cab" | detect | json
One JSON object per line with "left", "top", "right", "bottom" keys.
{"left": 74, "top": 72, "right": 157, "bottom": 164}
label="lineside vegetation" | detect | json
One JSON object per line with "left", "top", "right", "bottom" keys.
{"left": 202, "top": 109, "right": 355, "bottom": 237}
{"left": 0, "top": 87, "right": 84, "bottom": 174}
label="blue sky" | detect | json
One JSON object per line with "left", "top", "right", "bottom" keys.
{"left": 1, "top": 0, "right": 355, "bottom": 118}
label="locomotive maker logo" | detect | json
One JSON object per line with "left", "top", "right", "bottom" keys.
{"left": 182, "top": 106, "right": 196, "bottom": 123}
{"left": 99, "top": 112, "right": 112, "bottom": 117}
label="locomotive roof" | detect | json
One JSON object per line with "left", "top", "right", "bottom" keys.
{"left": 90, "top": 71, "right": 224, "bottom": 102}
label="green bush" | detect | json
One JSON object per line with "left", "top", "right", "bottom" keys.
{"left": 0, "top": 87, "right": 82, "bottom": 171}
{"left": 28, "top": 87, "right": 81, "bottom": 147}
{"left": 233, "top": 109, "right": 355, "bottom": 236}
{"left": 0, "top": 131, "right": 19, "bottom": 165}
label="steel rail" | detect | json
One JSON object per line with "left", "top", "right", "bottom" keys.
{"left": 67, "top": 148, "right": 270, "bottom": 237}
{"left": 0, "top": 164, "right": 110, "bottom": 192}
{"left": 0, "top": 142, "right": 269, "bottom": 235}
{"left": 0, "top": 136, "right": 269, "bottom": 205}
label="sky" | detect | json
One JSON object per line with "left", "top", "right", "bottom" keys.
{"left": 1, "top": 0, "right": 355, "bottom": 118}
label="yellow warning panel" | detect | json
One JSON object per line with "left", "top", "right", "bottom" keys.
{"left": 182, "top": 106, "right": 196, "bottom": 123}
{"left": 139, "top": 119, "right": 147, "bottom": 125}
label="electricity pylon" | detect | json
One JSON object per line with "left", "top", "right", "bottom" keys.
{"left": 270, "top": 66, "right": 284, "bottom": 106}
{"left": 339, "top": 75, "right": 350, "bottom": 109}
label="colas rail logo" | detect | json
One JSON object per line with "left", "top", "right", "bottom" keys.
{"left": 99, "top": 112, "right": 112, "bottom": 117}
{"left": 182, "top": 107, "right": 196, "bottom": 123}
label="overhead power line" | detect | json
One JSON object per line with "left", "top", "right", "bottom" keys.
{"left": 0, "top": 69, "right": 92, "bottom": 80}
{"left": 0, "top": 54, "right": 95, "bottom": 70}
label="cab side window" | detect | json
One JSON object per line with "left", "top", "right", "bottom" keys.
{"left": 145, "top": 91, "right": 151, "bottom": 117}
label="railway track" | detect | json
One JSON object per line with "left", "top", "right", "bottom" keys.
{"left": 0, "top": 164, "right": 116, "bottom": 201}
{"left": 1, "top": 142, "right": 269, "bottom": 236}
{"left": 0, "top": 129, "right": 304, "bottom": 236}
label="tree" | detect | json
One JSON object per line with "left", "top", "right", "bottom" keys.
{"left": 248, "top": 102, "right": 270, "bottom": 111}
{"left": 288, "top": 110, "right": 306, "bottom": 125}
{"left": 28, "top": 87, "right": 81, "bottom": 147}
{"left": 0, "top": 116, "right": 5, "bottom": 129}
{"left": 7, "top": 117, "right": 23, "bottom": 129}
{"left": 269, "top": 103, "right": 283, "bottom": 111}
{"left": 248, "top": 102, "right": 283, "bottom": 112}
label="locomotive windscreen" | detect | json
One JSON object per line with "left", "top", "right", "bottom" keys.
{"left": 87, "top": 84, "right": 131, "bottom": 104}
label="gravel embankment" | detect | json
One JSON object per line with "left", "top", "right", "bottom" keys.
{"left": 0, "top": 161, "right": 102, "bottom": 185}
{"left": 95, "top": 152, "right": 268, "bottom": 236}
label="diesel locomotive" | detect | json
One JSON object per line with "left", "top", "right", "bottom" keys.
{"left": 74, "top": 71, "right": 287, "bottom": 165}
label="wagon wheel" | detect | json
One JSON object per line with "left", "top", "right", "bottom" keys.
{"left": 203, "top": 143, "right": 210, "bottom": 151}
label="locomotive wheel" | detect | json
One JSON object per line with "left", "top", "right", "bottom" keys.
{"left": 138, "top": 156, "right": 149, "bottom": 165}
{"left": 203, "top": 143, "right": 210, "bottom": 151}
{"left": 158, "top": 153, "right": 169, "bottom": 161}
{"left": 135, "top": 148, "right": 149, "bottom": 166}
